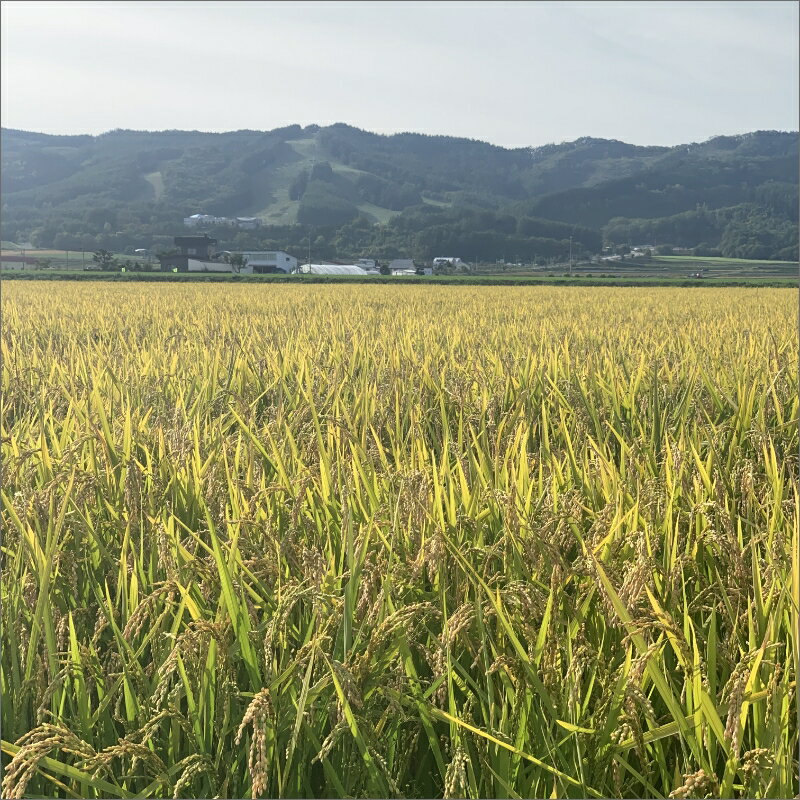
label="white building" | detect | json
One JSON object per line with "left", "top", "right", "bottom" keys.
{"left": 356, "top": 258, "right": 376, "bottom": 270}
{"left": 432, "top": 257, "right": 462, "bottom": 267}
{"left": 184, "top": 214, "right": 235, "bottom": 227}
{"left": 187, "top": 259, "right": 253, "bottom": 274}
{"left": 388, "top": 259, "right": 416, "bottom": 272}
{"left": 183, "top": 214, "right": 261, "bottom": 229}
{"left": 391, "top": 268, "right": 432, "bottom": 275}
{"left": 223, "top": 251, "right": 297, "bottom": 274}
{"left": 183, "top": 214, "right": 217, "bottom": 227}
{"left": 387, "top": 259, "right": 430, "bottom": 275}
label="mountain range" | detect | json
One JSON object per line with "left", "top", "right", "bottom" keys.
{"left": 1, "top": 124, "right": 797, "bottom": 262}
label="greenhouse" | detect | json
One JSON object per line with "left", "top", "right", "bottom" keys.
{"left": 294, "top": 263, "right": 373, "bottom": 275}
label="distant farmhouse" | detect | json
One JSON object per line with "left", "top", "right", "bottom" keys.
{"left": 158, "top": 235, "right": 217, "bottom": 272}
{"left": 389, "top": 258, "right": 416, "bottom": 275}
{"left": 389, "top": 258, "right": 431, "bottom": 275}
{"left": 184, "top": 214, "right": 262, "bottom": 230}
{"left": 158, "top": 235, "right": 296, "bottom": 273}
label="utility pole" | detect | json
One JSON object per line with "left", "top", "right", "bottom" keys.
{"left": 569, "top": 236, "right": 573, "bottom": 275}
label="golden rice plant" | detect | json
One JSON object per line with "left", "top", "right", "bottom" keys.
{"left": 1, "top": 282, "right": 797, "bottom": 798}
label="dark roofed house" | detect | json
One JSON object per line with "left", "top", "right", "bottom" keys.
{"left": 159, "top": 234, "right": 219, "bottom": 272}
{"left": 174, "top": 235, "right": 217, "bottom": 258}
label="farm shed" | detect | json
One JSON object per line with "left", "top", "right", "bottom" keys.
{"left": 223, "top": 251, "right": 297, "bottom": 274}
{"left": 187, "top": 259, "right": 253, "bottom": 274}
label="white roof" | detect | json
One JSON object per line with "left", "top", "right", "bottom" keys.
{"left": 297, "top": 263, "right": 369, "bottom": 275}
{"left": 230, "top": 251, "right": 293, "bottom": 259}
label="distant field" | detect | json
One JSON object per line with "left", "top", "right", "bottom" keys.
{"left": 502, "top": 256, "right": 798, "bottom": 279}
{"left": 642, "top": 257, "right": 797, "bottom": 279}
{"left": 471, "top": 255, "right": 797, "bottom": 282}
{"left": 655, "top": 255, "right": 798, "bottom": 266}
{"left": 1, "top": 248, "right": 150, "bottom": 265}
{"left": 2, "top": 249, "right": 796, "bottom": 285}
{"left": 1, "top": 269, "right": 795, "bottom": 288}
{"left": 1, "top": 249, "right": 92, "bottom": 258}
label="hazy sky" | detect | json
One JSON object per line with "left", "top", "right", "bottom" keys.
{"left": 1, "top": 1, "right": 797, "bottom": 148}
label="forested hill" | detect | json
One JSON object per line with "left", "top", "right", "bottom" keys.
{"left": 1, "top": 124, "right": 797, "bottom": 261}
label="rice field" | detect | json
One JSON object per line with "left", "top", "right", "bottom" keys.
{"left": 1, "top": 282, "right": 797, "bottom": 799}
